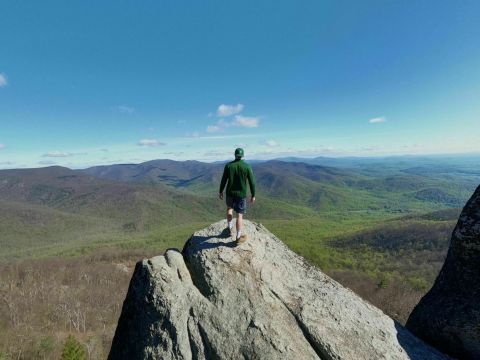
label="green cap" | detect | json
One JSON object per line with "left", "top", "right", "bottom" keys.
{"left": 234, "top": 148, "right": 244, "bottom": 158}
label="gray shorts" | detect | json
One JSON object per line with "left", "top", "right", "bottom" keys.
{"left": 226, "top": 196, "right": 247, "bottom": 214}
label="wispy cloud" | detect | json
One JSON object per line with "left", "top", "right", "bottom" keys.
{"left": 0, "top": 143, "right": 5, "bottom": 150}
{"left": 233, "top": 115, "right": 260, "bottom": 128}
{"left": 206, "top": 115, "right": 260, "bottom": 133}
{"left": 42, "top": 151, "right": 73, "bottom": 158}
{"left": 38, "top": 160, "right": 57, "bottom": 165}
{"left": 207, "top": 125, "right": 225, "bottom": 133}
{"left": 217, "top": 104, "right": 244, "bottom": 117}
{"left": 185, "top": 133, "right": 260, "bottom": 140}
{"left": 184, "top": 131, "right": 200, "bottom": 138}
{"left": 262, "top": 139, "right": 278, "bottom": 147}
{"left": 369, "top": 116, "right": 386, "bottom": 124}
{"left": 115, "top": 105, "right": 135, "bottom": 114}
{"left": 138, "top": 139, "right": 166, "bottom": 147}
{"left": 251, "top": 146, "right": 343, "bottom": 159}
{"left": 203, "top": 150, "right": 227, "bottom": 157}
{"left": 164, "top": 151, "right": 185, "bottom": 157}
{"left": 0, "top": 73, "right": 7, "bottom": 87}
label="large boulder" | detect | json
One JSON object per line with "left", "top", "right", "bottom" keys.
{"left": 407, "top": 185, "right": 480, "bottom": 359}
{"left": 109, "top": 220, "right": 447, "bottom": 360}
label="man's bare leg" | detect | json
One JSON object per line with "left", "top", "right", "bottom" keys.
{"left": 227, "top": 208, "right": 234, "bottom": 233}
{"left": 236, "top": 213, "right": 248, "bottom": 244}
{"left": 236, "top": 213, "right": 243, "bottom": 239}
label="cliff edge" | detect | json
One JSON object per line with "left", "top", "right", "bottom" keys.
{"left": 407, "top": 185, "right": 480, "bottom": 359}
{"left": 108, "top": 220, "right": 447, "bottom": 359}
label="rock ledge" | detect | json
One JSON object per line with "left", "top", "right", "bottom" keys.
{"left": 109, "top": 220, "right": 447, "bottom": 360}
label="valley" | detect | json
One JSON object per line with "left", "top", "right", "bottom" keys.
{"left": 0, "top": 155, "right": 478, "bottom": 358}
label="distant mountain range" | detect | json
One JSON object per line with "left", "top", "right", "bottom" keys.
{"left": 83, "top": 158, "right": 476, "bottom": 209}
{"left": 0, "top": 156, "right": 478, "bottom": 260}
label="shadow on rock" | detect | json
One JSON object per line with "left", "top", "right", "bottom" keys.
{"left": 182, "top": 228, "right": 237, "bottom": 254}
{"left": 394, "top": 322, "right": 448, "bottom": 359}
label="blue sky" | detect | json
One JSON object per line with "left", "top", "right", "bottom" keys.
{"left": 0, "top": 0, "right": 479, "bottom": 168}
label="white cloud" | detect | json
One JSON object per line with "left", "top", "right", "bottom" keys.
{"left": 217, "top": 104, "right": 244, "bottom": 117}
{"left": 42, "top": 151, "right": 73, "bottom": 158}
{"left": 233, "top": 115, "right": 260, "bottom": 128}
{"left": 189, "top": 133, "right": 259, "bottom": 140}
{"left": 262, "top": 139, "right": 278, "bottom": 147}
{"left": 137, "top": 139, "right": 166, "bottom": 147}
{"left": 0, "top": 143, "right": 5, "bottom": 150}
{"left": 116, "top": 105, "right": 135, "bottom": 114}
{"left": 0, "top": 73, "right": 7, "bottom": 87}
{"left": 206, "top": 115, "right": 260, "bottom": 134}
{"left": 369, "top": 116, "right": 386, "bottom": 124}
{"left": 206, "top": 125, "right": 223, "bottom": 133}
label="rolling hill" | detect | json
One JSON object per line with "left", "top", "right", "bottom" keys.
{"left": 0, "top": 156, "right": 479, "bottom": 358}
{"left": 0, "top": 157, "right": 477, "bottom": 261}
{"left": 83, "top": 158, "right": 477, "bottom": 211}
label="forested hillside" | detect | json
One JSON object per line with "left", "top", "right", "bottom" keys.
{"left": 0, "top": 156, "right": 479, "bottom": 358}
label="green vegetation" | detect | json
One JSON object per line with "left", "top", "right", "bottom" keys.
{"left": 61, "top": 336, "right": 86, "bottom": 360}
{"left": 0, "top": 157, "right": 478, "bottom": 359}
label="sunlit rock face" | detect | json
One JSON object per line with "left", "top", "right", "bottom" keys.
{"left": 109, "top": 220, "right": 447, "bottom": 360}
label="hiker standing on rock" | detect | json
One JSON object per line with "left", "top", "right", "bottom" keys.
{"left": 219, "top": 148, "right": 256, "bottom": 244}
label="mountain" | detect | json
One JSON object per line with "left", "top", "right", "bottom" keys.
{"left": 276, "top": 154, "right": 480, "bottom": 172}
{"left": 83, "top": 158, "right": 476, "bottom": 211}
{"left": 83, "top": 159, "right": 222, "bottom": 187}
{"left": 83, "top": 160, "right": 370, "bottom": 211}
{"left": 108, "top": 220, "right": 447, "bottom": 360}
{"left": 1, "top": 158, "right": 477, "bottom": 260}
{"left": 0, "top": 166, "right": 219, "bottom": 223}
{"left": 0, "top": 164, "right": 338, "bottom": 259}
{"left": 0, "top": 166, "right": 222, "bottom": 259}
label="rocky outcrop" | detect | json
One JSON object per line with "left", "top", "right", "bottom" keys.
{"left": 109, "top": 220, "right": 447, "bottom": 360}
{"left": 407, "top": 185, "right": 480, "bottom": 359}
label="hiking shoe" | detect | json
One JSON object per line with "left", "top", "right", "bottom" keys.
{"left": 236, "top": 234, "right": 247, "bottom": 245}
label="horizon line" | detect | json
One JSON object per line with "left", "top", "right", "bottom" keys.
{"left": 1, "top": 151, "right": 480, "bottom": 171}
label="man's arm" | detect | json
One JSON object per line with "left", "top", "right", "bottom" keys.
{"left": 219, "top": 165, "right": 228, "bottom": 199}
{"left": 247, "top": 166, "right": 256, "bottom": 202}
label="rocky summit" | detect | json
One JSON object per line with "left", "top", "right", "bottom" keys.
{"left": 108, "top": 220, "right": 447, "bottom": 360}
{"left": 407, "top": 185, "right": 480, "bottom": 359}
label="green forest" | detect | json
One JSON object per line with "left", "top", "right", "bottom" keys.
{"left": 0, "top": 156, "right": 478, "bottom": 358}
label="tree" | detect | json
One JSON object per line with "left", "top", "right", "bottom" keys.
{"left": 377, "top": 277, "right": 389, "bottom": 289}
{"left": 61, "top": 335, "right": 86, "bottom": 360}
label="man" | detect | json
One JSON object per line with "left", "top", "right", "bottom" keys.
{"left": 219, "top": 148, "right": 256, "bottom": 244}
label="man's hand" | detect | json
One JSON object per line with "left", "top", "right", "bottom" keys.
{"left": 250, "top": 196, "right": 256, "bottom": 204}
{"left": 219, "top": 192, "right": 224, "bottom": 200}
